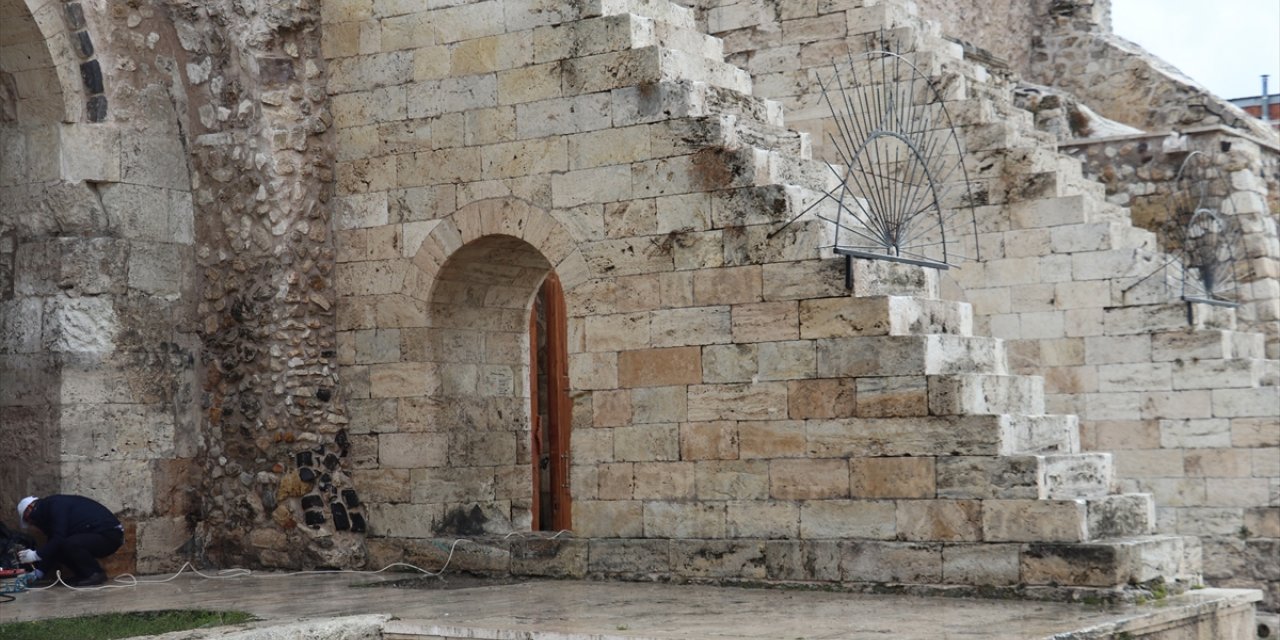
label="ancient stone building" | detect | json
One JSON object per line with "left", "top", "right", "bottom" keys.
{"left": 1, "top": 0, "right": 1276, "bottom": 630}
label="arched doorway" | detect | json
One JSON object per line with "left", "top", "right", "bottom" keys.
{"left": 529, "top": 273, "right": 571, "bottom": 531}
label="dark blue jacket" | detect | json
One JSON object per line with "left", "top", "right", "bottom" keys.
{"left": 29, "top": 495, "right": 122, "bottom": 556}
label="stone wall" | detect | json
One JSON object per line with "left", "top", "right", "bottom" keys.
{"left": 0, "top": 0, "right": 201, "bottom": 573}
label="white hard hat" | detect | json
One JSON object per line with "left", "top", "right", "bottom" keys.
{"left": 16, "top": 496, "right": 37, "bottom": 529}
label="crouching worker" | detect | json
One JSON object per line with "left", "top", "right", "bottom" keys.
{"left": 16, "top": 495, "right": 123, "bottom": 587}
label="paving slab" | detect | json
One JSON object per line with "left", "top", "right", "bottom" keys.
{"left": 0, "top": 571, "right": 1260, "bottom": 639}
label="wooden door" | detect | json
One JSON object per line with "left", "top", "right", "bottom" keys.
{"left": 529, "top": 273, "right": 571, "bottom": 531}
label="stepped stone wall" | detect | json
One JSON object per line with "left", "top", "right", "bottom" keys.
{"left": 0, "top": 0, "right": 1273, "bottom": 626}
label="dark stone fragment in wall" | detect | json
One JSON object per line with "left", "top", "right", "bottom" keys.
{"left": 315, "top": 387, "right": 332, "bottom": 402}
{"left": 304, "top": 510, "right": 325, "bottom": 527}
{"left": 349, "top": 513, "right": 366, "bottom": 533}
{"left": 301, "top": 494, "right": 323, "bottom": 510}
{"left": 323, "top": 453, "right": 339, "bottom": 470}
{"left": 88, "top": 94, "right": 107, "bottom": 122}
{"left": 1220, "top": 141, "right": 1232, "bottom": 152}
{"left": 331, "top": 503, "right": 349, "bottom": 531}
{"left": 258, "top": 56, "right": 296, "bottom": 86}
{"left": 335, "top": 430, "right": 350, "bottom": 456}
{"left": 296, "top": 451, "right": 313, "bottom": 468}
{"left": 260, "top": 488, "right": 277, "bottom": 511}
{"left": 79, "top": 60, "right": 103, "bottom": 95}
{"left": 321, "top": 350, "right": 336, "bottom": 359}
{"left": 298, "top": 467, "right": 316, "bottom": 483}
{"left": 75, "top": 32, "right": 94, "bottom": 59}
{"left": 320, "top": 473, "right": 331, "bottom": 484}
{"left": 342, "top": 489, "right": 359, "bottom": 508}
{"left": 64, "top": 3, "right": 86, "bottom": 29}
{"left": 320, "top": 483, "right": 334, "bottom": 494}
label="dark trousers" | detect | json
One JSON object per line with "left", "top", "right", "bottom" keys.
{"left": 37, "top": 529, "right": 123, "bottom": 579}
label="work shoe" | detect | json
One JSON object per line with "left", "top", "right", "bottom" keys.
{"left": 70, "top": 572, "right": 107, "bottom": 587}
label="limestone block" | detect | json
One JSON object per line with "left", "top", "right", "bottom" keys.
{"left": 694, "top": 460, "right": 768, "bottom": 500}
{"left": 511, "top": 538, "right": 588, "bottom": 578}
{"left": 610, "top": 83, "right": 703, "bottom": 129}
{"left": 406, "top": 73, "right": 498, "bottom": 120}
{"left": 800, "top": 296, "right": 971, "bottom": 340}
{"left": 431, "top": 1, "right": 505, "bottom": 43}
{"left": 770, "top": 458, "right": 848, "bottom": 500}
{"left": 1088, "top": 494, "right": 1154, "bottom": 538}
{"left": 1160, "top": 418, "right": 1232, "bottom": 449}
{"left": 479, "top": 137, "right": 567, "bottom": 179}
{"left": 1097, "top": 363, "right": 1172, "bottom": 393}
{"left": 1232, "top": 417, "right": 1280, "bottom": 447}
{"left": 1020, "top": 542, "right": 1129, "bottom": 588}
{"left": 571, "top": 428, "right": 612, "bottom": 467}
{"left": 928, "top": 374, "right": 1044, "bottom": 416}
{"left": 569, "top": 352, "right": 618, "bottom": 390}
{"left": 1183, "top": 448, "right": 1252, "bottom": 478}
{"left": 1208, "top": 386, "right": 1280, "bottom": 417}
{"left": 806, "top": 415, "right": 1014, "bottom": 458}
{"left": 644, "top": 501, "right": 726, "bottom": 538}
{"left": 1174, "top": 359, "right": 1269, "bottom": 390}
{"left": 60, "top": 124, "right": 121, "bottom": 183}
{"left": 941, "top": 544, "right": 1020, "bottom": 586}
{"left": 757, "top": 341, "right": 816, "bottom": 381}
{"left": 670, "top": 539, "right": 767, "bottom": 579}
{"left": 44, "top": 297, "right": 117, "bottom": 354}
{"left": 671, "top": 230, "right": 725, "bottom": 271}
{"left": 584, "top": 312, "right": 651, "bottom": 352}
{"left": 841, "top": 541, "right": 942, "bottom": 583}
{"left": 1205, "top": 477, "right": 1271, "bottom": 508}
{"left": 800, "top": 500, "right": 895, "bottom": 539}
{"left": 726, "top": 500, "right": 800, "bottom": 539}
{"left": 503, "top": 0, "right": 582, "bottom": 30}
{"left": 856, "top": 376, "right": 928, "bottom": 417}
{"left": 1244, "top": 507, "right": 1280, "bottom": 538}
{"left": 328, "top": 52, "right": 412, "bottom": 95}
{"left": 680, "top": 421, "right": 738, "bottom": 461}
{"left": 765, "top": 540, "right": 840, "bottom": 581}
{"left": 121, "top": 133, "right": 190, "bottom": 191}
{"left": 732, "top": 301, "right": 800, "bottom": 343}
{"left": 1042, "top": 453, "right": 1113, "bottom": 499}
{"left": 701, "top": 343, "right": 758, "bottom": 384}
{"left": 738, "top": 420, "right": 806, "bottom": 459}
{"left": 378, "top": 432, "right": 448, "bottom": 468}
{"left": 652, "top": 306, "right": 733, "bottom": 348}
{"left": 366, "top": 502, "right": 444, "bottom": 538}
{"left": 983, "top": 499, "right": 1087, "bottom": 543}
{"left": 516, "top": 93, "right": 612, "bottom": 139}
{"left": 632, "top": 461, "right": 694, "bottom": 499}
{"left": 586, "top": 538, "right": 667, "bottom": 571}
{"left": 762, "top": 259, "right": 846, "bottom": 302}
{"left": 1084, "top": 335, "right": 1152, "bottom": 366}
{"left": 617, "top": 346, "right": 700, "bottom": 387}
{"left": 554, "top": 161, "right": 632, "bottom": 207}
{"left": 656, "top": 192, "right": 713, "bottom": 235}
{"left": 98, "top": 183, "right": 172, "bottom": 243}
{"left": 787, "top": 378, "right": 857, "bottom": 420}
{"left": 567, "top": 125, "right": 651, "bottom": 170}
{"left": 896, "top": 500, "right": 982, "bottom": 542}
{"left": 614, "top": 423, "right": 680, "bottom": 462}
{"left": 351, "top": 469, "right": 411, "bottom": 503}
{"left": 688, "top": 382, "right": 789, "bottom": 421}
{"left": 322, "top": 0, "right": 373, "bottom": 23}
{"left": 591, "top": 462, "right": 630, "bottom": 500}
{"left": 691, "top": 266, "right": 763, "bottom": 306}
{"left": 850, "top": 457, "right": 934, "bottom": 499}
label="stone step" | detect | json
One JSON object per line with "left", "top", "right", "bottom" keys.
{"left": 704, "top": 83, "right": 786, "bottom": 128}
{"left": 927, "top": 373, "right": 1044, "bottom": 416}
{"left": 1046, "top": 221, "right": 1157, "bottom": 253}
{"left": 1103, "top": 302, "right": 1236, "bottom": 337}
{"left": 1152, "top": 328, "right": 1267, "bottom": 361}
{"left": 936, "top": 453, "right": 1110, "bottom": 500}
{"left": 1021, "top": 534, "right": 1197, "bottom": 588}
{"left": 816, "top": 334, "right": 1007, "bottom": 378}
{"left": 615, "top": 83, "right": 784, "bottom": 129}
{"left": 733, "top": 116, "right": 808, "bottom": 158}
{"left": 583, "top": 0, "right": 697, "bottom": 31}
{"left": 1008, "top": 195, "right": 1133, "bottom": 230}
{"left": 534, "top": 13, "right": 717, "bottom": 64}
{"left": 1087, "top": 493, "right": 1156, "bottom": 539}
{"left": 562, "top": 45, "right": 752, "bottom": 97}
{"left": 806, "top": 413, "right": 1075, "bottom": 458}
{"left": 800, "top": 296, "right": 972, "bottom": 340}
{"left": 983, "top": 493, "right": 1152, "bottom": 544}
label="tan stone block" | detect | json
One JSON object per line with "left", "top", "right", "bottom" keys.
{"left": 585, "top": 312, "right": 651, "bottom": 352}
{"left": 897, "top": 500, "right": 982, "bottom": 542}
{"left": 571, "top": 428, "right": 613, "bottom": 465}
{"left": 614, "top": 275, "right": 662, "bottom": 313}
{"left": 633, "top": 461, "right": 696, "bottom": 499}
{"left": 695, "top": 460, "right": 768, "bottom": 500}
{"left": 369, "top": 362, "right": 439, "bottom": 397}
{"left": 569, "top": 352, "right": 618, "bottom": 390}
{"left": 598, "top": 463, "right": 634, "bottom": 500}
{"left": 644, "top": 501, "right": 726, "bottom": 538}
{"left": 650, "top": 306, "right": 732, "bottom": 348}
{"left": 411, "top": 466, "right": 497, "bottom": 503}
{"left": 727, "top": 501, "right": 800, "bottom": 539}
{"left": 1183, "top": 448, "right": 1252, "bottom": 478}
{"left": 603, "top": 199, "right": 658, "bottom": 239}
{"left": 613, "top": 423, "right": 680, "bottom": 462}
{"left": 739, "top": 421, "right": 807, "bottom": 459}
{"left": 618, "top": 347, "right": 701, "bottom": 388}
{"left": 982, "top": 500, "right": 1087, "bottom": 542}
{"left": 941, "top": 544, "right": 1020, "bottom": 586}
{"left": 1232, "top": 417, "right": 1280, "bottom": 447}
{"left": 379, "top": 432, "right": 448, "bottom": 468}
{"left": 568, "top": 125, "right": 652, "bottom": 170}
{"left": 732, "top": 301, "right": 799, "bottom": 343}
{"left": 688, "top": 382, "right": 789, "bottom": 421}
{"left": 680, "top": 421, "right": 738, "bottom": 461}
{"left": 692, "top": 266, "right": 763, "bottom": 306}
{"left": 800, "top": 500, "right": 896, "bottom": 539}
{"left": 770, "top": 458, "right": 849, "bottom": 500}
{"left": 855, "top": 376, "right": 927, "bottom": 417}
{"left": 787, "top": 378, "right": 857, "bottom": 419}
{"left": 351, "top": 468, "right": 412, "bottom": 503}
{"left": 757, "top": 341, "right": 816, "bottom": 381}
{"left": 701, "top": 343, "right": 758, "bottom": 383}
{"left": 631, "top": 386, "right": 687, "bottom": 424}
{"left": 850, "top": 457, "right": 935, "bottom": 499}
{"left": 574, "top": 500, "right": 643, "bottom": 537}
{"left": 592, "top": 389, "right": 631, "bottom": 427}
{"left": 498, "top": 62, "right": 563, "bottom": 106}
{"left": 365, "top": 503, "right": 442, "bottom": 538}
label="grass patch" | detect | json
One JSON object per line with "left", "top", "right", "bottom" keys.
{"left": 0, "top": 609, "right": 255, "bottom": 640}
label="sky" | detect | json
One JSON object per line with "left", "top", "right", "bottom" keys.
{"left": 1110, "top": 0, "right": 1280, "bottom": 100}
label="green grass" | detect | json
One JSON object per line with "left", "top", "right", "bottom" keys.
{"left": 0, "top": 609, "right": 255, "bottom": 640}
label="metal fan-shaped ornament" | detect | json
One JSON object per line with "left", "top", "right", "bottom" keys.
{"left": 772, "top": 32, "right": 980, "bottom": 279}
{"left": 1127, "top": 152, "right": 1242, "bottom": 307}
